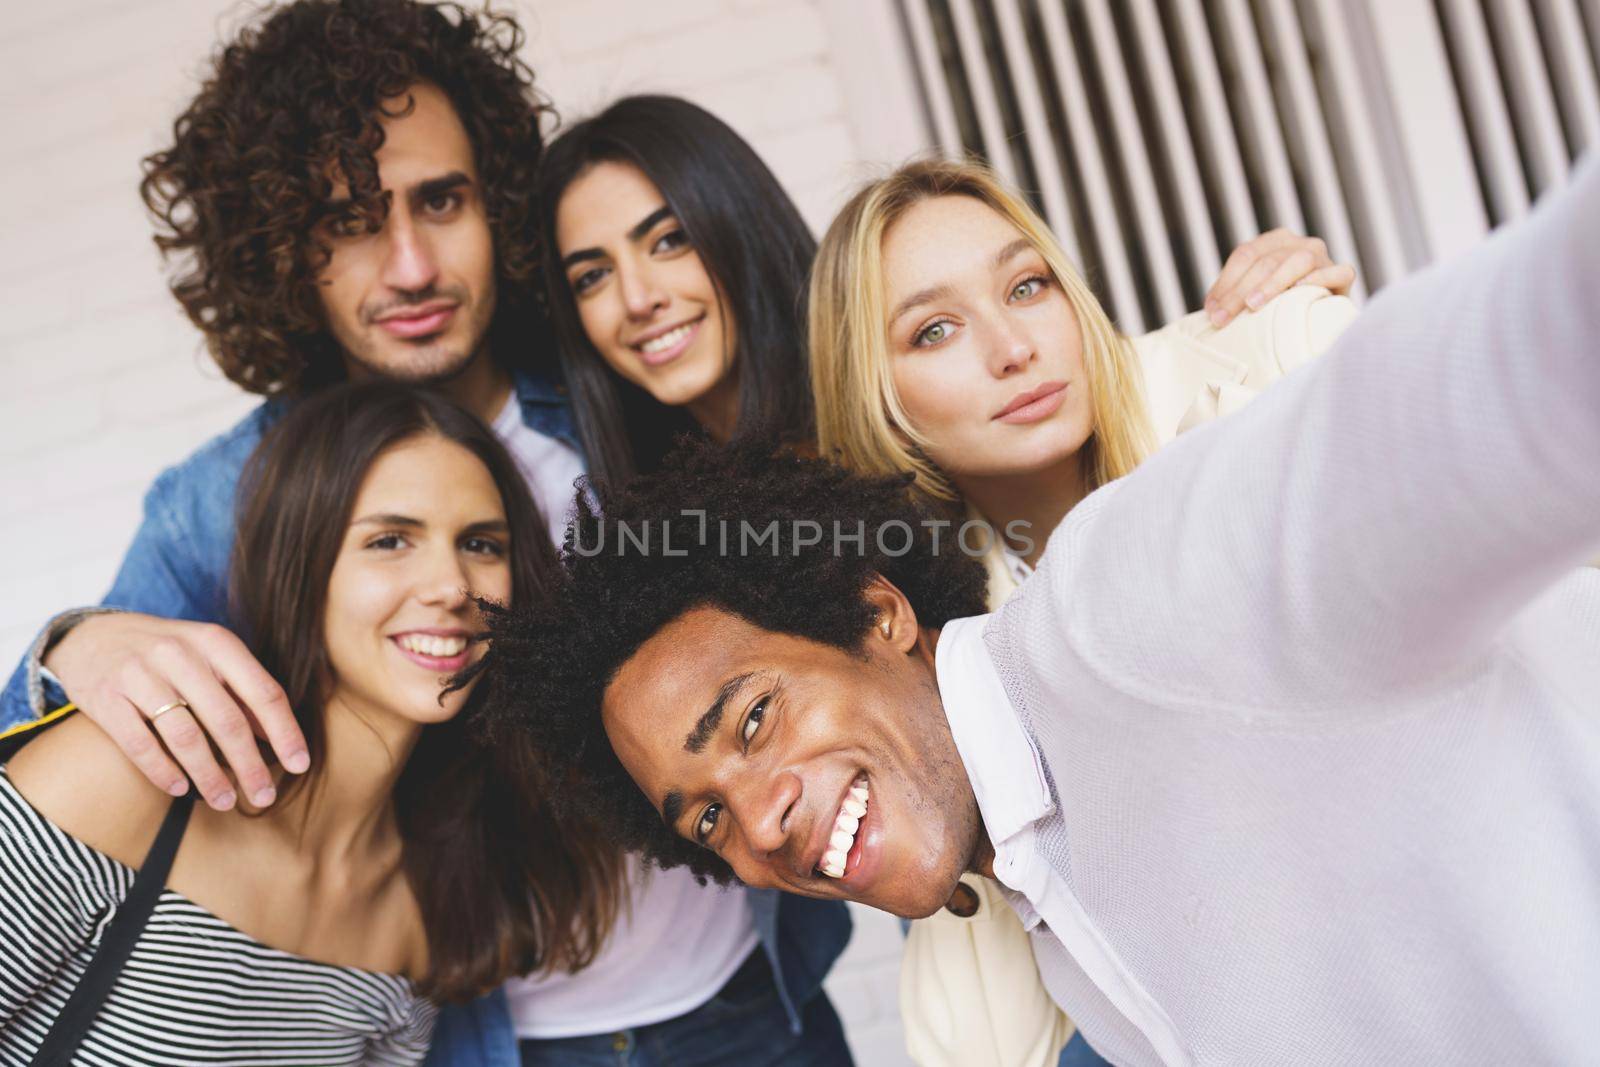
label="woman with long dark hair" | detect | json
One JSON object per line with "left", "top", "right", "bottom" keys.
{"left": 537, "top": 95, "right": 817, "bottom": 490}
{"left": 0, "top": 383, "right": 622, "bottom": 1063}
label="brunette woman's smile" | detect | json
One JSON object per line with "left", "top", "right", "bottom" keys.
{"left": 631, "top": 313, "right": 706, "bottom": 367}
{"left": 389, "top": 628, "right": 471, "bottom": 672}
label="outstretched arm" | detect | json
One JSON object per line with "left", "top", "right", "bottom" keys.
{"left": 1040, "top": 157, "right": 1600, "bottom": 709}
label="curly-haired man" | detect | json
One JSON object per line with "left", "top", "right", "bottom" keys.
{"left": 0, "top": 2, "right": 852, "bottom": 1064}
{"left": 480, "top": 161, "right": 1600, "bottom": 1065}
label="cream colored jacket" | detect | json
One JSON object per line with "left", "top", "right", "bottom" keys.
{"left": 901, "top": 285, "right": 1358, "bottom": 1067}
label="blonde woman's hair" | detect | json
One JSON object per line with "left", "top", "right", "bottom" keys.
{"left": 809, "top": 157, "right": 1154, "bottom": 505}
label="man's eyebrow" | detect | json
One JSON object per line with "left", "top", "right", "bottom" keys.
{"left": 663, "top": 789, "right": 683, "bottom": 830}
{"left": 321, "top": 172, "right": 470, "bottom": 216}
{"left": 684, "top": 672, "right": 756, "bottom": 755}
{"left": 409, "top": 171, "right": 472, "bottom": 204}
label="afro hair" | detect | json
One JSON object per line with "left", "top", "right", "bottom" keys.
{"left": 466, "top": 434, "right": 991, "bottom": 880}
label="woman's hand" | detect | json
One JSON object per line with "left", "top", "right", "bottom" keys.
{"left": 42, "top": 612, "right": 306, "bottom": 810}
{"left": 1205, "top": 229, "right": 1357, "bottom": 327}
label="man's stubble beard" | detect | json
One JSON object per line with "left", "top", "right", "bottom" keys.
{"left": 345, "top": 335, "right": 482, "bottom": 387}
{"left": 891, "top": 667, "right": 988, "bottom": 918}
{"left": 342, "top": 285, "right": 498, "bottom": 387}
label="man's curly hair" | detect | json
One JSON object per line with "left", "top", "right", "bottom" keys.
{"left": 140, "top": 0, "right": 548, "bottom": 395}
{"left": 465, "top": 435, "right": 991, "bottom": 881}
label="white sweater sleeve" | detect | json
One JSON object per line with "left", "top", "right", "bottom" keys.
{"left": 1038, "top": 156, "right": 1600, "bottom": 711}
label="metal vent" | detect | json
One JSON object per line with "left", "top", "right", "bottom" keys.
{"left": 897, "top": 0, "right": 1599, "bottom": 333}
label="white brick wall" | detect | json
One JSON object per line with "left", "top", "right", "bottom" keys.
{"left": 0, "top": 1, "right": 919, "bottom": 1060}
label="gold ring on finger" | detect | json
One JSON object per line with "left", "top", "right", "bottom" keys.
{"left": 148, "top": 699, "right": 191, "bottom": 722}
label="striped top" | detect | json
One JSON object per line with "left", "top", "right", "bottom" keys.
{"left": 0, "top": 768, "right": 437, "bottom": 1064}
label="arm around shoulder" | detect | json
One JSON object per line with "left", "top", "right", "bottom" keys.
{"left": 1135, "top": 285, "right": 1357, "bottom": 441}
{"left": 1205, "top": 283, "right": 1359, "bottom": 379}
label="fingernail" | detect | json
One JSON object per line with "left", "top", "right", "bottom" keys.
{"left": 252, "top": 786, "right": 277, "bottom": 807}
{"left": 213, "top": 790, "right": 237, "bottom": 810}
{"left": 1245, "top": 291, "right": 1265, "bottom": 310}
{"left": 284, "top": 750, "right": 310, "bottom": 774}
{"left": 167, "top": 779, "right": 190, "bottom": 798}
{"left": 1208, "top": 307, "right": 1229, "bottom": 327}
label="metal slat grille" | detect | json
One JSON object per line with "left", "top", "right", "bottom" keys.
{"left": 897, "top": 0, "right": 1600, "bottom": 330}
{"left": 1435, "top": 0, "right": 1600, "bottom": 215}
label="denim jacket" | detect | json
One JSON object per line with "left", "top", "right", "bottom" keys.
{"left": 0, "top": 368, "right": 851, "bottom": 1065}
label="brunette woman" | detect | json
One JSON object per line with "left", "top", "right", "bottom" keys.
{"left": 0, "top": 384, "right": 621, "bottom": 1064}
{"left": 536, "top": 95, "right": 818, "bottom": 491}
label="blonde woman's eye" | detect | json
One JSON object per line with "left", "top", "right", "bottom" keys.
{"left": 1012, "top": 277, "right": 1047, "bottom": 300}
{"left": 914, "top": 321, "right": 952, "bottom": 347}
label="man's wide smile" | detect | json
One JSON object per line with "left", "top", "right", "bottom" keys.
{"left": 816, "top": 773, "right": 869, "bottom": 878}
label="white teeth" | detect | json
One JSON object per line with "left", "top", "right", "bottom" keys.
{"left": 398, "top": 634, "right": 466, "bottom": 658}
{"left": 639, "top": 322, "right": 694, "bottom": 354}
{"left": 819, "top": 776, "right": 870, "bottom": 880}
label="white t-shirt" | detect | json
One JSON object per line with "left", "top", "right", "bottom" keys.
{"left": 504, "top": 858, "right": 758, "bottom": 1038}
{"left": 490, "top": 393, "right": 760, "bottom": 1038}
{"left": 492, "top": 395, "right": 586, "bottom": 548}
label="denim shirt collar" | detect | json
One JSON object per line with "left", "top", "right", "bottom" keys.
{"left": 510, "top": 366, "right": 580, "bottom": 454}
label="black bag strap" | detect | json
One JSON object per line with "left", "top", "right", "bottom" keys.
{"left": 33, "top": 792, "right": 196, "bottom": 1066}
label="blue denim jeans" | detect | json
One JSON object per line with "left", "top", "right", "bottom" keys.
{"left": 1060, "top": 1032, "right": 1111, "bottom": 1065}
{"left": 517, "top": 951, "right": 853, "bottom": 1067}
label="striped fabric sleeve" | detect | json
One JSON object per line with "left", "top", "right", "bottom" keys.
{"left": 0, "top": 773, "right": 129, "bottom": 1028}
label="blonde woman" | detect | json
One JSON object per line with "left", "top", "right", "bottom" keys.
{"left": 809, "top": 159, "right": 1357, "bottom": 1067}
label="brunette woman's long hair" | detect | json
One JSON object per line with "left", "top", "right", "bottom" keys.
{"left": 229, "top": 382, "right": 622, "bottom": 1001}
{"left": 536, "top": 95, "right": 818, "bottom": 491}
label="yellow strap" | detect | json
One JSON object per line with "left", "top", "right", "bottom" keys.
{"left": 0, "top": 703, "right": 77, "bottom": 743}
